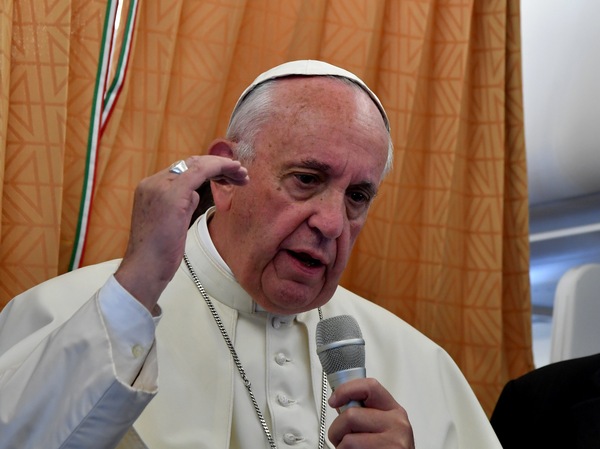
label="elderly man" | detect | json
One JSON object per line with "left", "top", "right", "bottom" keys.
{"left": 0, "top": 60, "right": 501, "bottom": 449}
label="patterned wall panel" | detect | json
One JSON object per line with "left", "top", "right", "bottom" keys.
{"left": 1, "top": 0, "right": 77, "bottom": 299}
{"left": 1, "top": 0, "right": 532, "bottom": 415}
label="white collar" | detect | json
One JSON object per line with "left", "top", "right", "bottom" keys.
{"left": 197, "top": 206, "right": 233, "bottom": 277}
{"left": 190, "top": 207, "right": 272, "bottom": 314}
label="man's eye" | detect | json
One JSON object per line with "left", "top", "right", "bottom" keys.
{"left": 295, "top": 173, "right": 318, "bottom": 185}
{"left": 348, "top": 191, "right": 370, "bottom": 204}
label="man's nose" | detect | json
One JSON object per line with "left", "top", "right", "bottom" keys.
{"left": 307, "top": 193, "right": 346, "bottom": 239}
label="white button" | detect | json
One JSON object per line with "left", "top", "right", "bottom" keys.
{"left": 277, "top": 393, "right": 296, "bottom": 407}
{"left": 272, "top": 316, "right": 294, "bottom": 329}
{"left": 275, "top": 353, "right": 290, "bottom": 365}
{"left": 283, "top": 433, "right": 304, "bottom": 445}
{"left": 131, "top": 345, "right": 144, "bottom": 358}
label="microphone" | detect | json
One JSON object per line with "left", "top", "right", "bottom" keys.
{"left": 315, "top": 315, "right": 366, "bottom": 411}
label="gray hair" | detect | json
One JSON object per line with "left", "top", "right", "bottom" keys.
{"left": 226, "top": 76, "right": 394, "bottom": 177}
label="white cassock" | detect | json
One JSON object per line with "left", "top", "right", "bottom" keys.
{"left": 0, "top": 209, "right": 502, "bottom": 449}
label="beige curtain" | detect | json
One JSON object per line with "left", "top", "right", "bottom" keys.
{"left": 0, "top": 0, "right": 533, "bottom": 415}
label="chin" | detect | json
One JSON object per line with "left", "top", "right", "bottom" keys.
{"left": 254, "top": 274, "right": 334, "bottom": 314}
{"left": 261, "top": 290, "right": 324, "bottom": 315}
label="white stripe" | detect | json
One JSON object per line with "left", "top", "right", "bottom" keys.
{"left": 71, "top": 0, "right": 119, "bottom": 269}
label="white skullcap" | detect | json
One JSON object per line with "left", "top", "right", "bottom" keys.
{"left": 230, "top": 59, "right": 389, "bottom": 131}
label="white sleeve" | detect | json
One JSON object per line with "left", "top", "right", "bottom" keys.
{"left": 0, "top": 270, "right": 158, "bottom": 449}
{"left": 98, "top": 275, "right": 160, "bottom": 385}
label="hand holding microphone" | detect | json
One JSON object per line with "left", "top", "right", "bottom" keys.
{"left": 316, "top": 315, "right": 416, "bottom": 448}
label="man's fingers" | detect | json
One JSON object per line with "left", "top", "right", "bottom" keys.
{"left": 210, "top": 165, "right": 249, "bottom": 185}
{"left": 328, "top": 406, "right": 414, "bottom": 449}
{"left": 330, "top": 378, "right": 397, "bottom": 411}
{"left": 177, "top": 155, "right": 249, "bottom": 187}
{"left": 328, "top": 378, "right": 415, "bottom": 449}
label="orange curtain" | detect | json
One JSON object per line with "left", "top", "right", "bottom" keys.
{"left": 0, "top": 0, "right": 533, "bottom": 415}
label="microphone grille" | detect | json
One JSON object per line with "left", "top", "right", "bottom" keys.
{"left": 316, "top": 315, "right": 365, "bottom": 374}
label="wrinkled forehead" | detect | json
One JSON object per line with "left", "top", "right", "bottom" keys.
{"left": 255, "top": 79, "right": 389, "bottom": 184}
{"left": 230, "top": 60, "right": 390, "bottom": 132}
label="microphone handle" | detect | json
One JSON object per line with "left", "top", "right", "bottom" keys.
{"left": 327, "top": 367, "right": 366, "bottom": 412}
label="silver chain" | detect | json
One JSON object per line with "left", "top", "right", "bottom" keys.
{"left": 183, "top": 253, "right": 328, "bottom": 449}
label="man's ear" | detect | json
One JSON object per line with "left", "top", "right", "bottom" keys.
{"left": 208, "top": 138, "right": 235, "bottom": 159}
{"left": 207, "top": 139, "right": 238, "bottom": 211}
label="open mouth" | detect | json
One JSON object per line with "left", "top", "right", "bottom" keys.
{"left": 287, "top": 250, "right": 322, "bottom": 268}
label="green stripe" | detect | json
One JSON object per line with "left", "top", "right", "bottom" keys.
{"left": 69, "top": 0, "right": 117, "bottom": 271}
{"left": 104, "top": 0, "right": 138, "bottom": 107}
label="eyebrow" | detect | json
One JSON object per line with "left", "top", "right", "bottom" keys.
{"left": 298, "top": 158, "right": 379, "bottom": 198}
{"left": 298, "top": 158, "right": 331, "bottom": 172}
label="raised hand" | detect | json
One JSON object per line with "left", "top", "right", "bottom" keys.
{"left": 114, "top": 155, "right": 248, "bottom": 313}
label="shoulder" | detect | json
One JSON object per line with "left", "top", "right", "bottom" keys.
{"left": 326, "top": 285, "right": 450, "bottom": 359}
{"left": 505, "top": 353, "right": 600, "bottom": 399}
{"left": 2, "top": 260, "right": 121, "bottom": 322}
{"left": 18, "top": 260, "right": 120, "bottom": 299}
{"left": 0, "top": 260, "right": 122, "bottom": 355}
